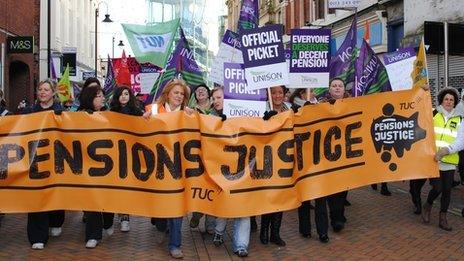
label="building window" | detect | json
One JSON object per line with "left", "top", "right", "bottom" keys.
{"left": 315, "top": 0, "right": 324, "bottom": 20}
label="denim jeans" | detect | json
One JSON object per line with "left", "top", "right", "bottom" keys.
{"left": 215, "top": 217, "right": 250, "bottom": 252}
{"left": 168, "top": 217, "right": 183, "bottom": 251}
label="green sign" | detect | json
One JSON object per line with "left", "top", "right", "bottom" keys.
{"left": 7, "top": 36, "right": 34, "bottom": 54}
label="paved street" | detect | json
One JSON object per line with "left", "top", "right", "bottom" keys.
{"left": 2, "top": 181, "right": 464, "bottom": 260}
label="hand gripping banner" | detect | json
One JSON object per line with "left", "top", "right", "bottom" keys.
{"left": 0, "top": 88, "right": 438, "bottom": 218}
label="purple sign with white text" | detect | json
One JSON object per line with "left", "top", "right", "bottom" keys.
{"left": 290, "top": 29, "right": 331, "bottom": 73}
{"left": 223, "top": 62, "right": 267, "bottom": 101}
{"left": 383, "top": 47, "right": 416, "bottom": 66}
{"left": 240, "top": 24, "right": 285, "bottom": 68}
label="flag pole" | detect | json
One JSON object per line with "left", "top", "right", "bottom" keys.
{"left": 268, "top": 88, "right": 274, "bottom": 111}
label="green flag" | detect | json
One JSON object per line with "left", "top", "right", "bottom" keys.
{"left": 122, "top": 19, "right": 180, "bottom": 68}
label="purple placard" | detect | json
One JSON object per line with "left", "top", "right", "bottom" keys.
{"left": 383, "top": 47, "right": 416, "bottom": 66}
{"left": 240, "top": 24, "right": 285, "bottom": 68}
{"left": 290, "top": 29, "right": 331, "bottom": 73}
{"left": 223, "top": 30, "right": 242, "bottom": 49}
{"left": 223, "top": 62, "right": 267, "bottom": 101}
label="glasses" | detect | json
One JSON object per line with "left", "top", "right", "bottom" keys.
{"left": 195, "top": 88, "right": 208, "bottom": 93}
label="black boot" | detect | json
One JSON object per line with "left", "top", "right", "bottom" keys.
{"left": 380, "top": 183, "right": 392, "bottom": 196}
{"left": 371, "top": 184, "right": 378, "bottom": 190}
{"left": 269, "top": 212, "right": 286, "bottom": 246}
{"left": 250, "top": 216, "right": 257, "bottom": 232}
{"left": 413, "top": 198, "right": 422, "bottom": 215}
{"left": 259, "top": 214, "right": 271, "bottom": 244}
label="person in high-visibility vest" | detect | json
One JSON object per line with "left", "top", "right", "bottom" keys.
{"left": 144, "top": 78, "right": 193, "bottom": 259}
{"left": 423, "top": 87, "right": 461, "bottom": 231}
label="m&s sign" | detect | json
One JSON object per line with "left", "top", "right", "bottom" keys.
{"left": 7, "top": 36, "right": 34, "bottom": 54}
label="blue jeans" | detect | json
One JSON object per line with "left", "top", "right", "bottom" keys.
{"left": 168, "top": 217, "right": 183, "bottom": 251}
{"left": 215, "top": 217, "right": 250, "bottom": 252}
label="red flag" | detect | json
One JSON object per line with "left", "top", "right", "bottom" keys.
{"left": 364, "top": 20, "right": 370, "bottom": 43}
{"left": 115, "top": 50, "right": 131, "bottom": 86}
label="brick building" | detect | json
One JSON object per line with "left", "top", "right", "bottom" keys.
{"left": 0, "top": 0, "right": 40, "bottom": 111}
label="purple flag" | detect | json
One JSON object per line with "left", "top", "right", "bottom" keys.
{"left": 353, "top": 39, "right": 392, "bottom": 96}
{"left": 49, "top": 57, "right": 57, "bottom": 80}
{"left": 103, "top": 55, "right": 117, "bottom": 99}
{"left": 237, "top": 0, "right": 259, "bottom": 33}
{"left": 147, "top": 27, "right": 205, "bottom": 103}
{"left": 329, "top": 15, "right": 357, "bottom": 84}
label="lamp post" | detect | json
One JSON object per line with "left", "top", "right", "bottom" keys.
{"left": 95, "top": 1, "right": 113, "bottom": 76}
{"left": 111, "top": 37, "right": 124, "bottom": 59}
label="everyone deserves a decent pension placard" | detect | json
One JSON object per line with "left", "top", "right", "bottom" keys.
{"left": 289, "top": 29, "right": 331, "bottom": 88}
{"left": 240, "top": 24, "right": 289, "bottom": 91}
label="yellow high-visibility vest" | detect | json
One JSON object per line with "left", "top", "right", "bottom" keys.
{"left": 434, "top": 112, "right": 461, "bottom": 165}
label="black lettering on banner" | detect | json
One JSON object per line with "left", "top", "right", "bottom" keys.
{"left": 277, "top": 139, "right": 294, "bottom": 178}
{"left": 221, "top": 145, "right": 247, "bottom": 180}
{"left": 29, "top": 139, "right": 51, "bottom": 179}
{"left": 313, "top": 130, "right": 321, "bottom": 165}
{"left": 118, "top": 140, "right": 128, "bottom": 179}
{"left": 132, "top": 142, "right": 155, "bottom": 181}
{"left": 294, "top": 132, "right": 310, "bottom": 170}
{"left": 324, "top": 126, "right": 342, "bottom": 161}
{"left": 191, "top": 187, "right": 214, "bottom": 201}
{"left": 346, "top": 121, "right": 363, "bottom": 158}
{"left": 249, "top": 145, "right": 273, "bottom": 179}
{"left": 87, "top": 140, "right": 114, "bottom": 176}
{"left": 156, "top": 142, "right": 182, "bottom": 180}
{"left": 0, "top": 144, "right": 25, "bottom": 179}
{"left": 54, "top": 140, "right": 83, "bottom": 175}
{"left": 183, "top": 140, "right": 204, "bottom": 178}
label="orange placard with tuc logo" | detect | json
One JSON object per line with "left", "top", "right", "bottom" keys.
{"left": 0, "top": 88, "right": 438, "bottom": 218}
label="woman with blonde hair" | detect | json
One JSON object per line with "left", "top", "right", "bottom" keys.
{"left": 24, "top": 79, "right": 65, "bottom": 250}
{"left": 144, "top": 78, "right": 192, "bottom": 259}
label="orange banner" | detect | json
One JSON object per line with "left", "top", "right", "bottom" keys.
{"left": 0, "top": 88, "right": 438, "bottom": 217}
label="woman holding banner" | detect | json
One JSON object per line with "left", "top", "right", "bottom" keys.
{"left": 423, "top": 87, "right": 461, "bottom": 231}
{"left": 259, "top": 85, "right": 290, "bottom": 247}
{"left": 318, "top": 78, "right": 350, "bottom": 233}
{"left": 110, "top": 85, "right": 144, "bottom": 232}
{"left": 209, "top": 86, "right": 251, "bottom": 257}
{"left": 291, "top": 89, "right": 332, "bottom": 243}
{"left": 144, "top": 79, "right": 193, "bottom": 259}
{"left": 78, "top": 84, "right": 115, "bottom": 249}
{"left": 24, "top": 79, "right": 66, "bottom": 250}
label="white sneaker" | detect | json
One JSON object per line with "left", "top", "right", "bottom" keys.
{"left": 85, "top": 239, "right": 98, "bottom": 248}
{"left": 50, "top": 227, "right": 62, "bottom": 237}
{"left": 120, "top": 220, "right": 130, "bottom": 232}
{"left": 105, "top": 225, "right": 114, "bottom": 236}
{"left": 31, "top": 243, "right": 44, "bottom": 250}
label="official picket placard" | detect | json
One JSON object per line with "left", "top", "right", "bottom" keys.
{"left": 384, "top": 47, "right": 417, "bottom": 91}
{"left": 0, "top": 88, "right": 438, "bottom": 218}
{"left": 210, "top": 30, "right": 244, "bottom": 86}
{"left": 223, "top": 62, "right": 267, "bottom": 117}
{"left": 240, "top": 24, "right": 289, "bottom": 90}
{"left": 289, "top": 29, "right": 331, "bottom": 88}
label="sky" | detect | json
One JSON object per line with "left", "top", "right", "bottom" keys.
{"left": 99, "top": 0, "right": 226, "bottom": 60}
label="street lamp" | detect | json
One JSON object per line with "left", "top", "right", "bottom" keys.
{"left": 95, "top": 1, "right": 113, "bottom": 76}
{"left": 111, "top": 37, "right": 124, "bottom": 59}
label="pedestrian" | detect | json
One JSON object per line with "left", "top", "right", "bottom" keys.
{"left": 259, "top": 85, "right": 289, "bottom": 247}
{"left": 422, "top": 87, "right": 461, "bottom": 231}
{"left": 23, "top": 79, "right": 65, "bottom": 250}
{"left": 77, "top": 84, "right": 115, "bottom": 248}
{"left": 189, "top": 84, "right": 216, "bottom": 233}
{"left": 209, "top": 87, "right": 250, "bottom": 257}
{"left": 109, "top": 85, "right": 143, "bottom": 232}
{"left": 291, "top": 88, "right": 329, "bottom": 243}
{"left": 144, "top": 79, "right": 194, "bottom": 259}
{"left": 192, "top": 83, "right": 212, "bottom": 114}
{"left": 318, "top": 78, "right": 350, "bottom": 234}
{"left": 0, "top": 90, "right": 11, "bottom": 116}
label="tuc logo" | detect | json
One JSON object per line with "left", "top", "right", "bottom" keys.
{"left": 370, "top": 103, "right": 426, "bottom": 172}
